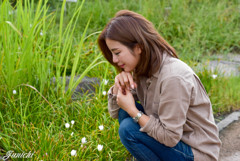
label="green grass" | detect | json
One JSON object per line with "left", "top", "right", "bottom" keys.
{"left": 0, "top": 0, "right": 239, "bottom": 160}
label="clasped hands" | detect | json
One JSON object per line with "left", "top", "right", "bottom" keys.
{"left": 113, "top": 71, "right": 137, "bottom": 114}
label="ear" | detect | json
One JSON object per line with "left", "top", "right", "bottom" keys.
{"left": 134, "top": 44, "right": 142, "bottom": 55}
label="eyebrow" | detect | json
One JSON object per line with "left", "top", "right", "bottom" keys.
{"left": 110, "top": 48, "right": 119, "bottom": 52}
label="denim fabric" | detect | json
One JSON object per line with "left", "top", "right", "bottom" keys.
{"left": 118, "top": 102, "right": 194, "bottom": 161}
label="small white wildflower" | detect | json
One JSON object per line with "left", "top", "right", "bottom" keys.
{"left": 212, "top": 74, "right": 217, "bottom": 79}
{"left": 71, "top": 132, "right": 74, "bottom": 136}
{"left": 13, "top": 90, "right": 17, "bottom": 95}
{"left": 165, "top": 7, "right": 172, "bottom": 10}
{"left": 97, "top": 144, "right": 103, "bottom": 151}
{"left": 81, "top": 137, "right": 87, "bottom": 144}
{"left": 102, "top": 91, "right": 106, "bottom": 95}
{"left": 74, "top": 53, "right": 76, "bottom": 56}
{"left": 65, "top": 123, "right": 70, "bottom": 128}
{"left": 99, "top": 125, "right": 104, "bottom": 130}
{"left": 0, "top": 136, "right": 2, "bottom": 140}
{"left": 103, "top": 79, "right": 109, "bottom": 85}
{"left": 30, "top": 24, "right": 32, "bottom": 28}
{"left": 71, "top": 120, "right": 75, "bottom": 125}
{"left": 40, "top": 30, "right": 43, "bottom": 36}
{"left": 71, "top": 149, "right": 77, "bottom": 156}
{"left": 8, "top": 11, "right": 13, "bottom": 15}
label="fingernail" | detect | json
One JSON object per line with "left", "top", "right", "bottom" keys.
{"left": 131, "top": 85, "right": 134, "bottom": 89}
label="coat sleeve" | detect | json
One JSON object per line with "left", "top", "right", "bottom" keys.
{"left": 140, "top": 76, "right": 193, "bottom": 147}
{"left": 107, "top": 86, "right": 119, "bottom": 119}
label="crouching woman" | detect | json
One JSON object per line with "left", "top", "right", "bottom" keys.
{"left": 97, "top": 10, "right": 221, "bottom": 161}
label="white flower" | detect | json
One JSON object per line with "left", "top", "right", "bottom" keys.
{"left": 103, "top": 79, "right": 109, "bottom": 85}
{"left": 99, "top": 125, "right": 104, "bottom": 130}
{"left": 71, "top": 132, "right": 74, "bottom": 136}
{"left": 71, "top": 149, "right": 77, "bottom": 156}
{"left": 97, "top": 144, "right": 103, "bottom": 151}
{"left": 65, "top": 123, "right": 70, "bottom": 128}
{"left": 13, "top": 90, "right": 17, "bottom": 95}
{"left": 71, "top": 120, "right": 75, "bottom": 125}
{"left": 8, "top": 11, "right": 14, "bottom": 15}
{"left": 81, "top": 137, "right": 87, "bottom": 144}
{"left": 212, "top": 74, "right": 217, "bottom": 79}
{"left": 102, "top": 91, "right": 106, "bottom": 95}
{"left": 40, "top": 30, "right": 43, "bottom": 36}
{"left": 30, "top": 24, "right": 32, "bottom": 28}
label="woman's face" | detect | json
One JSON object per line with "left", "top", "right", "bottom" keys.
{"left": 106, "top": 39, "right": 141, "bottom": 72}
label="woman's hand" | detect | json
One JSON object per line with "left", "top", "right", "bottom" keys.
{"left": 117, "top": 88, "right": 137, "bottom": 114}
{"left": 117, "top": 88, "right": 150, "bottom": 127}
{"left": 113, "top": 71, "right": 137, "bottom": 95}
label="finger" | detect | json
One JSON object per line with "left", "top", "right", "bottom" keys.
{"left": 117, "top": 74, "right": 125, "bottom": 89}
{"left": 134, "top": 82, "right": 137, "bottom": 89}
{"left": 121, "top": 72, "right": 131, "bottom": 90}
{"left": 126, "top": 73, "right": 135, "bottom": 89}
{"left": 115, "top": 78, "right": 121, "bottom": 90}
{"left": 115, "top": 77, "right": 124, "bottom": 90}
{"left": 118, "top": 87, "right": 122, "bottom": 93}
{"left": 125, "top": 81, "right": 130, "bottom": 90}
{"left": 123, "top": 74, "right": 130, "bottom": 90}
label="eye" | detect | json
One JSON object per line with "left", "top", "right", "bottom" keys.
{"left": 114, "top": 52, "right": 120, "bottom": 56}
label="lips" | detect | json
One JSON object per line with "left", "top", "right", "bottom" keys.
{"left": 119, "top": 64, "right": 125, "bottom": 68}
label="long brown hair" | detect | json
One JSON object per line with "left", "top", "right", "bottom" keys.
{"left": 98, "top": 10, "right": 178, "bottom": 79}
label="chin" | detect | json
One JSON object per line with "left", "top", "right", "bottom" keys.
{"left": 125, "top": 69, "right": 134, "bottom": 72}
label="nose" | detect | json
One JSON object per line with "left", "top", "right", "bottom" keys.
{"left": 112, "top": 54, "right": 119, "bottom": 63}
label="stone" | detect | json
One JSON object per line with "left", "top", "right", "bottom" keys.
{"left": 51, "top": 75, "right": 100, "bottom": 100}
{"left": 217, "top": 111, "right": 240, "bottom": 131}
{"left": 208, "top": 60, "right": 240, "bottom": 76}
{"left": 194, "top": 53, "right": 240, "bottom": 77}
{"left": 208, "top": 54, "right": 240, "bottom": 76}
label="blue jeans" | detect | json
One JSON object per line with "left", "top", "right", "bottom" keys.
{"left": 118, "top": 102, "right": 194, "bottom": 161}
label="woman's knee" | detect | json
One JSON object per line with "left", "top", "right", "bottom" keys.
{"left": 119, "top": 117, "right": 140, "bottom": 140}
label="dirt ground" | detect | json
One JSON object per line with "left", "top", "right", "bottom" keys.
{"left": 219, "top": 119, "right": 240, "bottom": 161}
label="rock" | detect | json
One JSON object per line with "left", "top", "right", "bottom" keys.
{"left": 51, "top": 75, "right": 100, "bottom": 100}
{"left": 217, "top": 111, "right": 240, "bottom": 131}
{"left": 208, "top": 60, "right": 240, "bottom": 76}
{"left": 208, "top": 54, "right": 240, "bottom": 76}
{"left": 194, "top": 53, "right": 240, "bottom": 77}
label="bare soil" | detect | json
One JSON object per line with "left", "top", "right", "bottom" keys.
{"left": 219, "top": 119, "right": 240, "bottom": 161}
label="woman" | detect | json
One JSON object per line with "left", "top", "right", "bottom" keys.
{"left": 98, "top": 10, "right": 221, "bottom": 161}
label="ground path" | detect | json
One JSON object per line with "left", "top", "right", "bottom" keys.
{"left": 219, "top": 119, "right": 240, "bottom": 161}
